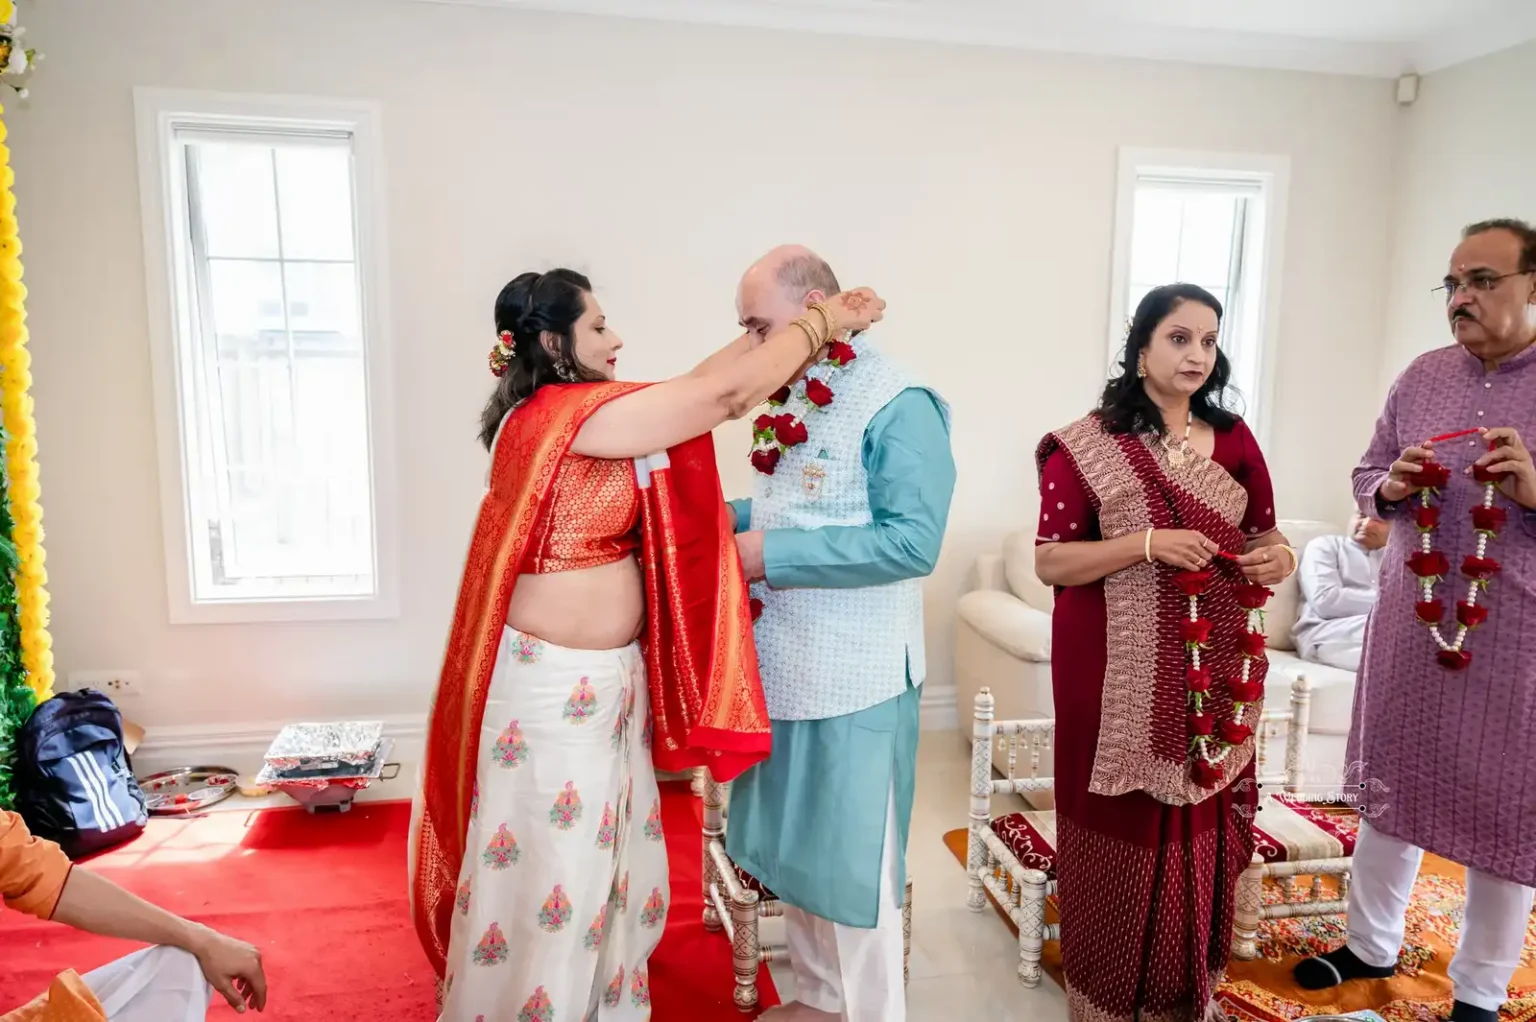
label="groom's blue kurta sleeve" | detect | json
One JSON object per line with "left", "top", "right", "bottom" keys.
{"left": 728, "top": 499, "right": 752, "bottom": 534}
{"left": 760, "top": 388, "right": 954, "bottom": 589}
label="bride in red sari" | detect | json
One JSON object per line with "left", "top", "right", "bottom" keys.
{"left": 1034, "top": 283, "right": 1294, "bottom": 1022}
{"left": 409, "top": 269, "right": 884, "bottom": 1021}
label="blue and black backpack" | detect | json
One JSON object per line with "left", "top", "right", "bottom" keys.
{"left": 16, "top": 689, "right": 148, "bottom": 859}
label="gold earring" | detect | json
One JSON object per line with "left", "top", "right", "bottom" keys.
{"left": 1136, "top": 355, "right": 1148, "bottom": 379}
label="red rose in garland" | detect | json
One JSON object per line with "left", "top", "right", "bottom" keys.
{"left": 750, "top": 449, "right": 781, "bottom": 475}
{"left": 1462, "top": 555, "right": 1501, "bottom": 580}
{"left": 748, "top": 343, "right": 857, "bottom": 475}
{"left": 1191, "top": 759, "right": 1223, "bottom": 788}
{"left": 825, "top": 340, "right": 857, "bottom": 367}
{"left": 1407, "top": 550, "right": 1450, "bottom": 578}
{"left": 1408, "top": 445, "right": 1508, "bottom": 669}
{"left": 1472, "top": 505, "right": 1508, "bottom": 532}
{"left": 774, "top": 417, "right": 809, "bottom": 448}
{"left": 1219, "top": 720, "right": 1254, "bottom": 745}
{"left": 1237, "top": 630, "right": 1268, "bottom": 658}
{"left": 1456, "top": 601, "right": 1488, "bottom": 628}
{"left": 1437, "top": 648, "right": 1473, "bottom": 671}
{"left": 1235, "top": 582, "right": 1273, "bottom": 610}
{"left": 1173, "top": 569, "right": 1213, "bottom": 596}
{"left": 1180, "top": 554, "right": 1272, "bottom": 786}
{"left": 1180, "top": 618, "right": 1213, "bottom": 644}
{"left": 803, "top": 378, "right": 834, "bottom": 408}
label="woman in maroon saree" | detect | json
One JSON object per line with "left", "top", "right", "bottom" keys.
{"left": 1034, "top": 284, "right": 1294, "bottom": 1022}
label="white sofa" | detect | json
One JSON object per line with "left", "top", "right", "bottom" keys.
{"left": 953, "top": 519, "right": 1358, "bottom": 792}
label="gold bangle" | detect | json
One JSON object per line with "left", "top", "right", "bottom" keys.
{"left": 789, "top": 317, "right": 821, "bottom": 356}
{"left": 1279, "top": 544, "right": 1298, "bottom": 577}
{"left": 1145, "top": 528, "right": 1154, "bottom": 563}
{"left": 808, "top": 301, "right": 837, "bottom": 340}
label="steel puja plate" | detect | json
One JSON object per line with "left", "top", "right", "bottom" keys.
{"left": 262, "top": 721, "right": 384, "bottom": 772}
{"left": 138, "top": 766, "right": 240, "bottom": 815}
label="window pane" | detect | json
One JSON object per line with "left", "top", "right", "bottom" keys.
{"left": 191, "top": 144, "right": 280, "bottom": 260}
{"left": 275, "top": 147, "right": 356, "bottom": 261}
{"left": 284, "top": 262, "right": 361, "bottom": 342}
{"left": 1176, "top": 193, "right": 1238, "bottom": 289}
{"left": 1129, "top": 187, "right": 1181, "bottom": 286}
{"left": 207, "top": 260, "right": 284, "bottom": 338}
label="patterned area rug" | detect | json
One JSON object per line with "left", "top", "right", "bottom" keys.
{"left": 941, "top": 827, "right": 1536, "bottom": 1021}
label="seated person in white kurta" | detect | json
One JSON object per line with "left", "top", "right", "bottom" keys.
{"left": 1292, "top": 513, "right": 1388, "bottom": 672}
{"left": 725, "top": 246, "right": 955, "bottom": 1022}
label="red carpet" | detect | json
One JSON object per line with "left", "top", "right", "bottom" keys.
{"left": 0, "top": 782, "right": 776, "bottom": 1020}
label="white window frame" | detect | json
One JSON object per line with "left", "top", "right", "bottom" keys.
{"left": 1105, "top": 148, "right": 1290, "bottom": 446}
{"left": 134, "top": 88, "right": 400, "bottom": 624}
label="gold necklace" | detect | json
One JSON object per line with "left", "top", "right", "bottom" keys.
{"left": 1163, "top": 410, "right": 1194, "bottom": 468}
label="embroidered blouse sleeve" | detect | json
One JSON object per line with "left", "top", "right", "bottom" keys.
{"left": 761, "top": 389, "right": 954, "bottom": 589}
{"left": 1231, "top": 420, "right": 1278, "bottom": 538}
{"left": 1036, "top": 448, "right": 1095, "bottom": 545}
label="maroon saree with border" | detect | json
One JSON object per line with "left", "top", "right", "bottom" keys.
{"left": 1035, "top": 414, "right": 1277, "bottom": 1022}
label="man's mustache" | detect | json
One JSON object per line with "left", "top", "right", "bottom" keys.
{"left": 1452, "top": 307, "right": 1477, "bottom": 323}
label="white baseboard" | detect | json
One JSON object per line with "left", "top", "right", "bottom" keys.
{"left": 919, "top": 684, "right": 958, "bottom": 732}
{"left": 132, "top": 714, "right": 426, "bottom": 806}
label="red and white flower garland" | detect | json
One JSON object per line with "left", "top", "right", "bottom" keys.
{"left": 748, "top": 339, "right": 858, "bottom": 476}
{"left": 1174, "top": 567, "right": 1272, "bottom": 788}
{"left": 1407, "top": 454, "right": 1506, "bottom": 672}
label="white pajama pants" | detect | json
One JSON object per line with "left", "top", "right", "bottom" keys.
{"left": 781, "top": 786, "right": 905, "bottom": 1022}
{"left": 1348, "top": 820, "right": 1535, "bottom": 1011}
{"left": 80, "top": 945, "right": 212, "bottom": 1021}
{"left": 438, "top": 630, "right": 668, "bottom": 1022}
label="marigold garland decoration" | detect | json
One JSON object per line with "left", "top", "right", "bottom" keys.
{"left": 0, "top": 109, "right": 52, "bottom": 701}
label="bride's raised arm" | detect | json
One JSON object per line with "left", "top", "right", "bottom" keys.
{"left": 569, "top": 289, "right": 883, "bottom": 459}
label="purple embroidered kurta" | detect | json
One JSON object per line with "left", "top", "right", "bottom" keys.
{"left": 1351, "top": 341, "right": 1536, "bottom": 886}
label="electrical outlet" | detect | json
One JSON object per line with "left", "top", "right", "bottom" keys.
{"left": 67, "top": 670, "right": 142, "bottom": 699}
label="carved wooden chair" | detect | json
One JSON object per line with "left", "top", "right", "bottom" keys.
{"left": 697, "top": 769, "right": 913, "bottom": 1011}
{"left": 965, "top": 674, "right": 1354, "bottom": 985}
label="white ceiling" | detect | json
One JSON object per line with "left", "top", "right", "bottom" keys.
{"left": 418, "top": 0, "right": 1536, "bottom": 77}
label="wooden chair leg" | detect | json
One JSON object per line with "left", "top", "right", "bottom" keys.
{"left": 902, "top": 876, "right": 913, "bottom": 986}
{"left": 730, "top": 888, "right": 761, "bottom": 1012}
{"left": 968, "top": 689, "right": 996, "bottom": 912}
{"left": 1231, "top": 855, "right": 1264, "bottom": 961}
{"left": 1017, "top": 868, "right": 1048, "bottom": 988}
{"left": 701, "top": 772, "right": 725, "bottom": 932}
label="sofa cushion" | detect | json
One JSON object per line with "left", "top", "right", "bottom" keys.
{"left": 956, "top": 590, "right": 1052, "bottom": 662}
{"left": 1002, "top": 531, "right": 1054, "bottom": 613}
{"left": 1262, "top": 520, "right": 1342, "bottom": 652}
{"left": 1264, "top": 651, "right": 1357, "bottom": 735}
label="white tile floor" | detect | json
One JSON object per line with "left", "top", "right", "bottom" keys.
{"left": 764, "top": 730, "right": 1070, "bottom": 1022}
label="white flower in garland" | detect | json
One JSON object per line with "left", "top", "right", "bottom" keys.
{"left": 0, "top": 0, "right": 40, "bottom": 98}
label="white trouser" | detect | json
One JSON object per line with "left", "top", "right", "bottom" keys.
{"left": 82, "top": 945, "right": 212, "bottom": 1021}
{"left": 1348, "top": 820, "right": 1535, "bottom": 1011}
{"left": 782, "top": 786, "right": 904, "bottom": 1022}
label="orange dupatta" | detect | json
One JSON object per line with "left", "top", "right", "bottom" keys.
{"left": 409, "top": 382, "right": 771, "bottom": 976}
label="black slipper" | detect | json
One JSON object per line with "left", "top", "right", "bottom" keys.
{"left": 1448, "top": 1001, "right": 1499, "bottom": 1022}
{"left": 1293, "top": 945, "right": 1396, "bottom": 990}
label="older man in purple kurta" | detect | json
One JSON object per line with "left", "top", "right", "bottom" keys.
{"left": 1296, "top": 219, "right": 1536, "bottom": 1022}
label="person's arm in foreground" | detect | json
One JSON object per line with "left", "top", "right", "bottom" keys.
{"left": 2, "top": 811, "right": 268, "bottom": 1013}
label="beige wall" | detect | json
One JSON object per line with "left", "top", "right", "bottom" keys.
{"left": 1380, "top": 40, "right": 1536, "bottom": 386}
{"left": 14, "top": 0, "right": 1398, "bottom": 740}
